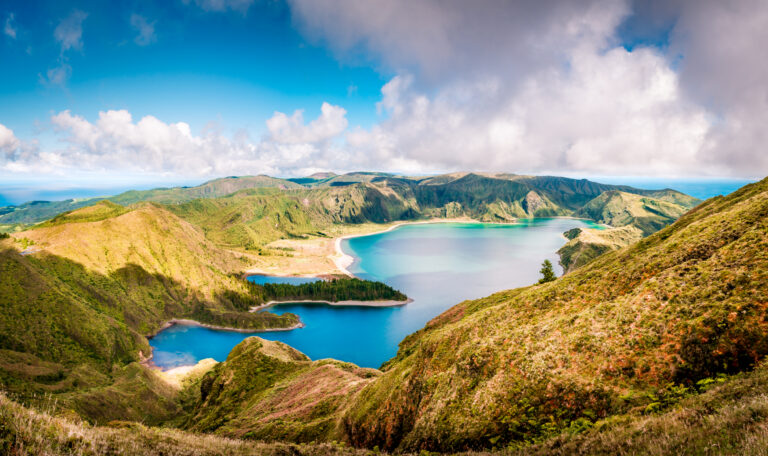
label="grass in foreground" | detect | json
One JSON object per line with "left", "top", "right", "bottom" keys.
{"left": 0, "top": 392, "right": 368, "bottom": 456}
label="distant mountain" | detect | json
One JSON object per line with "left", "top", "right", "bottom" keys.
{"left": 110, "top": 175, "right": 304, "bottom": 205}
{"left": 0, "top": 197, "right": 105, "bottom": 230}
{"left": 0, "top": 173, "right": 700, "bottom": 237}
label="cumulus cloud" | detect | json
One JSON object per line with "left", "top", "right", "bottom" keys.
{"left": 345, "top": 46, "right": 710, "bottom": 176}
{"left": 130, "top": 14, "right": 156, "bottom": 46}
{"left": 664, "top": 0, "right": 768, "bottom": 174}
{"left": 4, "top": 13, "right": 16, "bottom": 39}
{"left": 286, "top": 0, "right": 768, "bottom": 177}
{"left": 290, "top": 0, "right": 628, "bottom": 86}
{"left": 266, "top": 103, "right": 348, "bottom": 144}
{"left": 183, "top": 0, "right": 254, "bottom": 14}
{"left": 28, "top": 106, "right": 352, "bottom": 177}
{"left": 0, "top": 124, "right": 40, "bottom": 170}
{"left": 0, "top": 124, "right": 20, "bottom": 153}
{"left": 7, "top": 0, "right": 768, "bottom": 178}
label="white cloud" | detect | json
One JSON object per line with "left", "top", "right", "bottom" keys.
{"left": 183, "top": 0, "right": 254, "bottom": 14}
{"left": 665, "top": 0, "right": 768, "bottom": 175}
{"left": 8, "top": 0, "right": 768, "bottom": 179}
{"left": 286, "top": 0, "right": 768, "bottom": 178}
{"left": 0, "top": 124, "right": 20, "bottom": 153}
{"left": 289, "top": 0, "right": 629, "bottom": 85}
{"left": 4, "top": 13, "right": 16, "bottom": 39}
{"left": 0, "top": 123, "right": 39, "bottom": 169}
{"left": 23, "top": 106, "right": 352, "bottom": 177}
{"left": 54, "top": 10, "right": 87, "bottom": 52}
{"left": 266, "top": 103, "right": 348, "bottom": 144}
{"left": 130, "top": 14, "right": 156, "bottom": 46}
{"left": 335, "top": 41, "right": 711, "bottom": 176}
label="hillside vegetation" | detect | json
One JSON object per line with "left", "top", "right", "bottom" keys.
{"left": 161, "top": 174, "right": 698, "bottom": 252}
{"left": 574, "top": 190, "right": 698, "bottom": 235}
{"left": 557, "top": 225, "right": 644, "bottom": 273}
{"left": 0, "top": 203, "right": 298, "bottom": 420}
{"left": 110, "top": 175, "right": 304, "bottom": 206}
{"left": 339, "top": 177, "right": 768, "bottom": 451}
{"left": 6, "top": 362, "right": 768, "bottom": 455}
{"left": 0, "top": 392, "right": 368, "bottom": 456}
{"left": 0, "top": 197, "right": 105, "bottom": 231}
{"left": 185, "top": 338, "right": 379, "bottom": 443}
{"left": 1, "top": 173, "right": 699, "bottom": 240}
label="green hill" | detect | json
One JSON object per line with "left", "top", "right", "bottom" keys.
{"left": 338, "top": 177, "right": 768, "bottom": 451}
{"left": 0, "top": 174, "right": 699, "bottom": 242}
{"left": 163, "top": 174, "right": 699, "bottom": 252}
{"left": 185, "top": 337, "right": 378, "bottom": 442}
{"left": 0, "top": 203, "right": 298, "bottom": 419}
{"left": 110, "top": 175, "right": 304, "bottom": 205}
{"left": 574, "top": 190, "right": 699, "bottom": 235}
{"left": 0, "top": 391, "right": 367, "bottom": 456}
{"left": 0, "top": 197, "right": 106, "bottom": 231}
{"left": 557, "top": 225, "right": 644, "bottom": 273}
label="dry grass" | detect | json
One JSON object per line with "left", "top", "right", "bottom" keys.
{"left": 0, "top": 392, "right": 369, "bottom": 456}
{"left": 513, "top": 364, "right": 768, "bottom": 455}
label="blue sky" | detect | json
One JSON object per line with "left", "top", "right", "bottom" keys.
{"left": 1, "top": 0, "right": 387, "bottom": 138}
{"left": 0, "top": 0, "right": 766, "bottom": 202}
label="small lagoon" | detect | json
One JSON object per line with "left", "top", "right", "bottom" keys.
{"left": 149, "top": 218, "right": 598, "bottom": 369}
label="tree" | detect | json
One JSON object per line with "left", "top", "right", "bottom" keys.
{"left": 538, "top": 260, "right": 556, "bottom": 284}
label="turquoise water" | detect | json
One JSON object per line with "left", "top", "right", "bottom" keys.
{"left": 246, "top": 274, "right": 320, "bottom": 285}
{"left": 149, "top": 218, "right": 599, "bottom": 369}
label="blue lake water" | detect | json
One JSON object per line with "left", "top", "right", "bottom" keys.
{"left": 246, "top": 274, "right": 320, "bottom": 286}
{"left": 149, "top": 218, "right": 599, "bottom": 369}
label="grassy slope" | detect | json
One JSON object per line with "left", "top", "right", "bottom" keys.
{"left": 13, "top": 202, "right": 300, "bottom": 332}
{"left": 5, "top": 360, "right": 768, "bottom": 455}
{"left": 186, "top": 338, "right": 379, "bottom": 443}
{"left": 517, "top": 361, "right": 768, "bottom": 455}
{"left": 1, "top": 174, "right": 698, "bottom": 241}
{"left": 37, "top": 200, "right": 129, "bottom": 227}
{"left": 575, "top": 190, "right": 699, "bottom": 235}
{"left": 165, "top": 189, "right": 327, "bottom": 249}
{"left": 0, "top": 203, "right": 298, "bottom": 420}
{"left": 341, "top": 177, "right": 768, "bottom": 452}
{"left": 110, "top": 175, "right": 304, "bottom": 206}
{"left": 0, "top": 198, "right": 106, "bottom": 231}
{"left": 0, "top": 392, "right": 369, "bottom": 456}
{"left": 557, "top": 225, "right": 644, "bottom": 273}
{"left": 168, "top": 174, "right": 697, "bottom": 253}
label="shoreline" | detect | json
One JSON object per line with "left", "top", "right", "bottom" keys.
{"left": 242, "top": 269, "right": 332, "bottom": 279}
{"left": 331, "top": 216, "right": 597, "bottom": 276}
{"left": 146, "top": 318, "right": 305, "bottom": 338}
{"left": 332, "top": 217, "right": 489, "bottom": 276}
{"left": 142, "top": 318, "right": 304, "bottom": 373}
{"left": 249, "top": 297, "right": 413, "bottom": 312}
